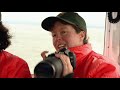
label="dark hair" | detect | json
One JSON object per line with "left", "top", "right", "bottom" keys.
{"left": 50, "top": 20, "right": 88, "bottom": 44}
{"left": 0, "top": 22, "right": 12, "bottom": 51}
{"left": 71, "top": 24, "right": 88, "bottom": 44}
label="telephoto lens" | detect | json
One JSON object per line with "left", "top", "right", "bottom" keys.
{"left": 34, "top": 48, "right": 76, "bottom": 78}
{"left": 34, "top": 55, "right": 63, "bottom": 78}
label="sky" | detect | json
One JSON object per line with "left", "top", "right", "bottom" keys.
{"left": 1, "top": 12, "right": 106, "bottom": 28}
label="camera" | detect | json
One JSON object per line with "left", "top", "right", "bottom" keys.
{"left": 34, "top": 48, "right": 76, "bottom": 78}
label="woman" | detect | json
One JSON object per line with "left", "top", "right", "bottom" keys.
{"left": 40, "top": 12, "right": 120, "bottom": 78}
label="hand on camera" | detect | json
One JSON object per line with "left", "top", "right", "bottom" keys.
{"left": 55, "top": 53, "right": 73, "bottom": 77}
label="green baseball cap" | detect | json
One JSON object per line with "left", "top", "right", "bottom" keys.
{"left": 41, "top": 12, "right": 87, "bottom": 32}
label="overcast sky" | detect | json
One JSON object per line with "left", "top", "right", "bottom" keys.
{"left": 1, "top": 12, "right": 106, "bottom": 28}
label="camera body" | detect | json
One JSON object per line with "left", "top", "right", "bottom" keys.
{"left": 34, "top": 48, "right": 76, "bottom": 78}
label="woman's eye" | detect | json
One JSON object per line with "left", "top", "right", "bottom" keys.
{"left": 61, "top": 31, "right": 67, "bottom": 35}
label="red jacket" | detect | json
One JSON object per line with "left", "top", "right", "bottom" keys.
{"left": 69, "top": 44, "right": 120, "bottom": 78}
{"left": 0, "top": 50, "right": 32, "bottom": 78}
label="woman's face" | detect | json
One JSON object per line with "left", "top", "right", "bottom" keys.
{"left": 51, "top": 21, "right": 85, "bottom": 52}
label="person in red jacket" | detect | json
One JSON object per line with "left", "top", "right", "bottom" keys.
{"left": 0, "top": 12, "right": 32, "bottom": 78}
{"left": 40, "top": 12, "right": 120, "bottom": 78}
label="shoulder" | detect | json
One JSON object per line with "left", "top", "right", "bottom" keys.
{"left": 89, "top": 51, "right": 119, "bottom": 67}
{"left": 3, "top": 50, "right": 28, "bottom": 65}
{"left": 88, "top": 51, "right": 115, "bottom": 68}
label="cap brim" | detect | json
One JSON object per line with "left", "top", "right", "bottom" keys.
{"left": 41, "top": 17, "right": 61, "bottom": 31}
{"left": 41, "top": 16, "right": 76, "bottom": 31}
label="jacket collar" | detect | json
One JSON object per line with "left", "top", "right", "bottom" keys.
{"left": 68, "top": 43, "right": 92, "bottom": 63}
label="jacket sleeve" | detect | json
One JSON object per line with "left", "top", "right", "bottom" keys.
{"left": 7, "top": 58, "right": 32, "bottom": 78}
{"left": 14, "top": 62, "right": 32, "bottom": 78}
{"left": 88, "top": 58, "right": 120, "bottom": 78}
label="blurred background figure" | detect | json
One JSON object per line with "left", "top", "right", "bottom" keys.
{"left": 0, "top": 12, "right": 32, "bottom": 78}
